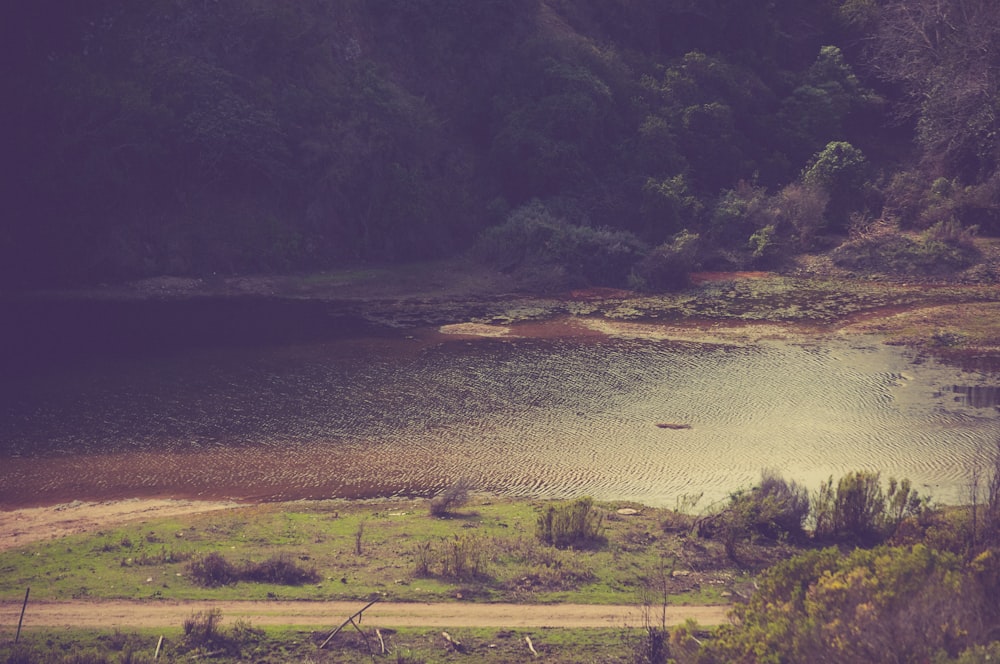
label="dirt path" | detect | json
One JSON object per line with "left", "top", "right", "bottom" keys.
{"left": 0, "top": 599, "right": 730, "bottom": 629}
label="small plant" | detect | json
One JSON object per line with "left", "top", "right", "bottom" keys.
{"left": 354, "top": 519, "right": 366, "bottom": 556}
{"left": 187, "top": 552, "right": 239, "bottom": 588}
{"left": 183, "top": 608, "right": 225, "bottom": 648}
{"left": 430, "top": 479, "right": 472, "bottom": 517}
{"left": 182, "top": 609, "right": 261, "bottom": 657}
{"left": 412, "top": 534, "right": 491, "bottom": 581}
{"left": 536, "top": 497, "right": 606, "bottom": 549}
{"left": 187, "top": 553, "right": 319, "bottom": 587}
{"left": 241, "top": 555, "right": 320, "bottom": 585}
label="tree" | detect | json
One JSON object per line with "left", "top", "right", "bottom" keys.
{"left": 802, "top": 141, "right": 869, "bottom": 230}
{"left": 863, "top": 0, "right": 1000, "bottom": 182}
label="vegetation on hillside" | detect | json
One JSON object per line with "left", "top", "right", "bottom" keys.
{"left": 3, "top": 0, "right": 998, "bottom": 286}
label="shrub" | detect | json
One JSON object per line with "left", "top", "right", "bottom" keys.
{"left": 536, "top": 497, "right": 605, "bottom": 549}
{"left": 187, "top": 552, "right": 239, "bottom": 588}
{"left": 698, "top": 470, "right": 810, "bottom": 561}
{"left": 832, "top": 470, "right": 885, "bottom": 543}
{"left": 701, "top": 545, "right": 991, "bottom": 664}
{"left": 474, "top": 200, "right": 648, "bottom": 288}
{"left": 773, "top": 183, "right": 830, "bottom": 249}
{"left": 187, "top": 553, "right": 319, "bottom": 587}
{"left": 812, "top": 470, "right": 925, "bottom": 544}
{"left": 182, "top": 609, "right": 261, "bottom": 657}
{"left": 756, "top": 469, "right": 811, "bottom": 538}
{"left": 831, "top": 229, "right": 980, "bottom": 275}
{"left": 183, "top": 608, "right": 226, "bottom": 649}
{"left": 747, "top": 224, "right": 781, "bottom": 265}
{"left": 430, "top": 479, "right": 472, "bottom": 517}
{"left": 411, "top": 534, "right": 490, "bottom": 581}
{"left": 801, "top": 140, "right": 869, "bottom": 230}
{"left": 241, "top": 555, "right": 320, "bottom": 585}
{"left": 709, "top": 181, "right": 768, "bottom": 246}
{"left": 923, "top": 218, "right": 978, "bottom": 248}
{"left": 629, "top": 230, "right": 701, "bottom": 291}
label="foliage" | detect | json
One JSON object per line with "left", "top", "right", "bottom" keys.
{"left": 812, "top": 470, "right": 925, "bottom": 545}
{"left": 0, "top": 0, "right": 928, "bottom": 285}
{"left": 536, "top": 497, "right": 606, "bottom": 549}
{"left": 187, "top": 552, "right": 239, "bottom": 588}
{"left": 474, "top": 201, "right": 648, "bottom": 288}
{"left": 182, "top": 609, "right": 262, "bottom": 657}
{"left": 629, "top": 230, "right": 701, "bottom": 291}
{"left": 832, "top": 227, "right": 981, "bottom": 275}
{"left": 429, "top": 479, "right": 473, "bottom": 517}
{"left": 187, "top": 553, "right": 319, "bottom": 587}
{"left": 414, "top": 534, "right": 491, "bottom": 582}
{"left": 697, "top": 544, "right": 1000, "bottom": 664}
{"left": 864, "top": 0, "right": 1000, "bottom": 183}
{"left": 698, "top": 470, "right": 810, "bottom": 562}
{"left": 801, "top": 141, "right": 870, "bottom": 230}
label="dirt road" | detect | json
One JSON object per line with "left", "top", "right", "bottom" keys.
{"left": 0, "top": 599, "right": 729, "bottom": 629}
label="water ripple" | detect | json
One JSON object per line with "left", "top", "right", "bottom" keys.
{"left": 3, "top": 328, "right": 1000, "bottom": 506}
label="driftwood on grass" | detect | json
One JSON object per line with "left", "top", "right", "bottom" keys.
{"left": 525, "top": 635, "right": 539, "bottom": 657}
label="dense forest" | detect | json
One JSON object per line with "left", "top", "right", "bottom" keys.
{"left": 2, "top": 0, "right": 998, "bottom": 286}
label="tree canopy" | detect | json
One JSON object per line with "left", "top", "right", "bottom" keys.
{"left": 2, "top": 0, "right": 996, "bottom": 286}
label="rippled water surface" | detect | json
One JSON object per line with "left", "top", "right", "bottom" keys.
{"left": 3, "top": 322, "right": 999, "bottom": 506}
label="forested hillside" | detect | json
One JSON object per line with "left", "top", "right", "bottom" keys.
{"left": 3, "top": 0, "right": 998, "bottom": 286}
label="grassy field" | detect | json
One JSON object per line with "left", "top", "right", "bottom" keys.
{"left": 0, "top": 496, "right": 762, "bottom": 606}
{"left": 0, "top": 495, "right": 759, "bottom": 662}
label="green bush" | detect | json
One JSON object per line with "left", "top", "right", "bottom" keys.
{"left": 187, "top": 553, "right": 319, "bottom": 587}
{"left": 182, "top": 609, "right": 262, "bottom": 657}
{"left": 536, "top": 497, "right": 606, "bottom": 549}
{"left": 801, "top": 141, "right": 869, "bottom": 230}
{"left": 812, "top": 470, "right": 924, "bottom": 544}
{"left": 700, "top": 544, "right": 995, "bottom": 664}
{"left": 699, "top": 470, "right": 810, "bottom": 561}
{"left": 187, "top": 552, "right": 239, "bottom": 588}
{"left": 831, "top": 229, "right": 980, "bottom": 275}
{"left": 475, "top": 201, "right": 648, "bottom": 288}
{"left": 412, "top": 534, "right": 490, "bottom": 582}
{"left": 630, "top": 230, "right": 701, "bottom": 291}
{"left": 240, "top": 555, "right": 320, "bottom": 586}
{"left": 832, "top": 470, "right": 885, "bottom": 543}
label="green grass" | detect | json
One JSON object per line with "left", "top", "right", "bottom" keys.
{"left": 1, "top": 625, "right": 647, "bottom": 663}
{"left": 0, "top": 497, "right": 756, "bottom": 605}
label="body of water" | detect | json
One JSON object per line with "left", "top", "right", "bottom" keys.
{"left": 2, "top": 313, "right": 998, "bottom": 508}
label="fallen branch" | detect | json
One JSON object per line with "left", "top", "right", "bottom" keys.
{"left": 318, "top": 597, "right": 381, "bottom": 650}
{"left": 525, "top": 635, "right": 539, "bottom": 657}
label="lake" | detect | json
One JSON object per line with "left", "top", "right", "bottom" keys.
{"left": 2, "top": 306, "right": 998, "bottom": 509}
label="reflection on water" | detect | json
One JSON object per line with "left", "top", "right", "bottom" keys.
{"left": 2, "top": 321, "right": 999, "bottom": 507}
{"left": 949, "top": 385, "right": 1000, "bottom": 409}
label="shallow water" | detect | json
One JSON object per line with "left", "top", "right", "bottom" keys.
{"left": 2, "top": 319, "right": 999, "bottom": 507}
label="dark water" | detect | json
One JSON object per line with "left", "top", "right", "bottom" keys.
{"left": 3, "top": 307, "right": 999, "bottom": 507}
